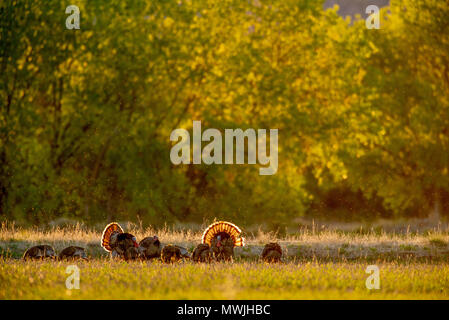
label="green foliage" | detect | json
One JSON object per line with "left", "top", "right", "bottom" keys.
{"left": 0, "top": 0, "right": 448, "bottom": 225}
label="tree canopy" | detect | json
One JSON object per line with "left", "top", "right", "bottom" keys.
{"left": 1, "top": 0, "right": 448, "bottom": 226}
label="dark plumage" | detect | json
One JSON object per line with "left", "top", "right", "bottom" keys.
{"left": 261, "top": 243, "right": 282, "bottom": 262}
{"left": 23, "top": 245, "right": 56, "bottom": 260}
{"left": 192, "top": 244, "right": 212, "bottom": 263}
{"left": 177, "top": 245, "right": 191, "bottom": 259}
{"left": 124, "top": 246, "right": 140, "bottom": 261}
{"left": 115, "top": 233, "right": 139, "bottom": 255}
{"left": 58, "top": 246, "right": 88, "bottom": 260}
{"left": 139, "top": 236, "right": 161, "bottom": 259}
{"left": 211, "top": 236, "right": 235, "bottom": 262}
{"left": 161, "top": 244, "right": 182, "bottom": 263}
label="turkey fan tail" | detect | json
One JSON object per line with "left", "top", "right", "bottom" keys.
{"left": 101, "top": 222, "right": 123, "bottom": 252}
{"left": 201, "top": 221, "right": 245, "bottom": 247}
{"left": 234, "top": 236, "right": 245, "bottom": 247}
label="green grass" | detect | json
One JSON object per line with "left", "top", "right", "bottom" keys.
{"left": 429, "top": 238, "right": 448, "bottom": 248}
{"left": 1, "top": 258, "right": 449, "bottom": 299}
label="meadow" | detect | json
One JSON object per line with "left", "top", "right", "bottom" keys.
{"left": 2, "top": 259, "right": 449, "bottom": 299}
{"left": 1, "top": 221, "right": 449, "bottom": 299}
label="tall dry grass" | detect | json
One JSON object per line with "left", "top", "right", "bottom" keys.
{"left": 1, "top": 220, "right": 449, "bottom": 260}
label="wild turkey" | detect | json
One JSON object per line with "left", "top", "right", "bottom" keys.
{"left": 161, "top": 244, "right": 182, "bottom": 263}
{"left": 23, "top": 245, "right": 56, "bottom": 260}
{"left": 261, "top": 243, "right": 282, "bottom": 262}
{"left": 101, "top": 222, "right": 140, "bottom": 260}
{"left": 192, "top": 243, "right": 212, "bottom": 262}
{"left": 139, "top": 236, "right": 161, "bottom": 259}
{"left": 202, "top": 221, "right": 245, "bottom": 262}
{"left": 176, "top": 245, "right": 191, "bottom": 259}
{"left": 58, "top": 246, "right": 88, "bottom": 260}
{"left": 124, "top": 246, "right": 140, "bottom": 261}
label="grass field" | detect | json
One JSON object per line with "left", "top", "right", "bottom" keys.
{"left": 1, "top": 221, "right": 449, "bottom": 299}
{"left": 1, "top": 259, "right": 449, "bottom": 299}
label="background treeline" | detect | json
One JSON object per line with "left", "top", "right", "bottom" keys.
{"left": 1, "top": 0, "right": 448, "bottom": 226}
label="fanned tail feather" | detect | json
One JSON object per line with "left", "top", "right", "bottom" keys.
{"left": 101, "top": 222, "right": 123, "bottom": 252}
{"left": 201, "top": 221, "right": 245, "bottom": 247}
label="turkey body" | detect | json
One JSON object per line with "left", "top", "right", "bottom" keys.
{"left": 124, "top": 246, "right": 140, "bottom": 261}
{"left": 161, "top": 244, "right": 182, "bottom": 263}
{"left": 192, "top": 244, "right": 212, "bottom": 262}
{"left": 139, "top": 236, "right": 161, "bottom": 260}
{"left": 176, "top": 245, "right": 191, "bottom": 259}
{"left": 58, "top": 246, "right": 88, "bottom": 260}
{"left": 23, "top": 245, "right": 56, "bottom": 260}
{"left": 261, "top": 243, "right": 282, "bottom": 262}
{"left": 114, "top": 233, "right": 139, "bottom": 256}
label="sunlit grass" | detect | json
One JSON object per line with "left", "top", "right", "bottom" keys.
{"left": 1, "top": 221, "right": 448, "bottom": 260}
{"left": 1, "top": 258, "right": 448, "bottom": 299}
{"left": 1, "top": 223, "right": 448, "bottom": 300}
{"left": 2, "top": 220, "right": 449, "bottom": 249}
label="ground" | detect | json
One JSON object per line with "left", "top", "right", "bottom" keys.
{"left": 1, "top": 221, "right": 449, "bottom": 299}
{"left": 2, "top": 259, "right": 449, "bottom": 299}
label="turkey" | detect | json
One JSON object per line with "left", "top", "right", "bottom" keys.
{"left": 124, "top": 246, "right": 140, "bottom": 260}
{"left": 201, "top": 221, "right": 245, "bottom": 262}
{"left": 139, "top": 236, "right": 161, "bottom": 260}
{"left": 58, "top": 246, "right": 88, "bottom": 260}
{"left": 101, "top": 222, "right": 140, "bottom": 260}
{"left": 261, "top": 242, "right": 282, "bottom": 263}
{"left": 176, "top": 245, "right": 191, "bottom": 259}
{"left": 192, "top": 243, "right": 212, "bottom": 263}
{"left": 161, "top": 244, "right": 182, "bottom": 263}
{"left": 23, "top": 245, "right": 56, "bottom": 260}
